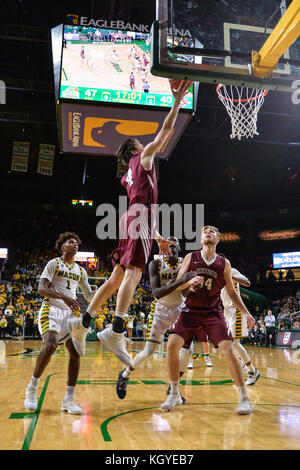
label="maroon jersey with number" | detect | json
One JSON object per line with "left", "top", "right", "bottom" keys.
{"left": 111, "top": 153, "right": 158, "bottom": 270}
{"left": 183, "top": 251, "right": 226, "bottom": 313}
{"left": 121, "top": 152, "right": 158, "bottom": 207}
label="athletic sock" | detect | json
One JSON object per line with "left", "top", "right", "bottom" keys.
{"left": 245, "top": 361, "right": 256, "bottom": 373}
{"left": 237, "top": 385, "right": 249, "bottom": 400}
{"left": 122, "top": 368, "right": 132, "bottom": 379}
{"left": 113, "top": 312, "right": 127, "bottom": 333}
{"left": 29, "top": 376, "right": 40, "bottom": 389}
{"left": 65, "top": 385, "right": 75, "bottom": 399}
{"left": 170, "top": 381, "right": 179, "bottom": 394}
{"left": 82, "top": 312, "right": 92, "bottom": 328}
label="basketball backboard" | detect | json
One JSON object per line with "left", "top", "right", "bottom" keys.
{"left": 151, "top": 0, "right": 300, "bottom": 92}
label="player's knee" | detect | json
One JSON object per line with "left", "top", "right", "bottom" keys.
{"left": 44, "top": 341, "right": 57, "bottom": 356}
{"left": 167, "top": 335, "right": 183, "bottom": 353}
{"left": 219, "top": 340, "right": 234, "bottom": 357}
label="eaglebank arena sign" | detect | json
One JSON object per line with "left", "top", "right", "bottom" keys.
{"left": 67, "top": 14, "right": 192, "bottom": 37}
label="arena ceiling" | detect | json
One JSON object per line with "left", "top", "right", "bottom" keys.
{"left": 0, "top": 0, "right": 300, "bottom": 214}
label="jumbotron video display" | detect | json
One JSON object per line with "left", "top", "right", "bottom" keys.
{"left": 273, "top": 251, "right": 300, "bottom": 269}
{"left": 60, "top": 25, "right": 194, "bottom": 110}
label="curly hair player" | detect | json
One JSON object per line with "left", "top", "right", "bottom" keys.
{"left": 24, "top": 232, "right": 94, "bottom": 414}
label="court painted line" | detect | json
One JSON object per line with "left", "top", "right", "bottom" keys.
{"left": 100, "top": 402, "right": 300, "bottom": 442}
{"left": 260, "top": 375, "right": 300, "bottom": 387}
{"left": 9, "top": 372, "right": 59, "bottom": 450}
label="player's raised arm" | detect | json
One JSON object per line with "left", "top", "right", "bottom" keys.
{"left": 141, "top": 80, "right": 192, "bottom": 170}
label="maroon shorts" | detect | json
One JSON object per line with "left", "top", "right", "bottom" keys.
{"left": 111, "top": 211, "right": 153, "bottom": 271}
{"left": 170, "top": 309, "right": 232, "bottom": 348}
{"left": 183, "top": 326, "right": 208, "bottom": 348}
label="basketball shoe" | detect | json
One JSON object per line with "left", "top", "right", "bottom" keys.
{"left": 24, "top": 385, "right": 38, "bottom": 411}
{"left": 61, "top": 397, "right": 82, "bottom": 415}
{"left": 245, "top": 368, "right": 261, "bottom": 386}
{"left": 116, "top": 369, "right": 129, "bottom": 399}
{"left": 67, "top": 317, "right": 90, "bottom": 356}
{"left": 165, "top": 383, "right": 186, "bottom": 404}
{"left": 204, "top": 355, "right": 213, "bottom": 367}
{"left": 236, "top": 397, "right": 253, "bottom": 415}
{"left": 97, "top": 324, "right": 132, "bottom": 367}
{"left": 187, "top": 359, "right": 194, "bottom": 369}
{"left": 161, "top": 392, "right": 183, "bottom": 412}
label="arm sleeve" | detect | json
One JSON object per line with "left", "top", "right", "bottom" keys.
{"left": 78, "top": 269, "right": 94, "bottom": 303}
{"left": 40, "top": 259, "right": 58, "bottom": 283}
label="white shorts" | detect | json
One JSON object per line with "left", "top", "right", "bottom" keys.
{"left": 223, "top": 307, "right": 248, "bottom": 339}
{"left": 146, "top": 300, "right": 184, "bottom": 344}
{"left": 38, "top": 302, "right": 76, "bottom": 344}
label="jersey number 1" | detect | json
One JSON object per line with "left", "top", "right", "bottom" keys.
{"left": 66, "top": 280, "right": 71, "bottom": 290}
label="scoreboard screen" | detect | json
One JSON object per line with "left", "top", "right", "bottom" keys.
{"left": 273, "top": 252, "right": 300, "bottom": 269}
{"left": 60, "top": 25, "right": 194, "bottom": 110}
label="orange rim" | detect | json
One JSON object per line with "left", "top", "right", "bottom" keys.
{"left": 216, "top": 83, "right": 269, "bottom": 103}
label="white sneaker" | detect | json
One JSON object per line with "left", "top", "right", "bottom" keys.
{"left": 67, "top": 317, "right": 90, "bottom": 356}
{"left": 204, "top": 355, "right": 213, "bottom": 367}
{"left": 24, "top": 385, "right": 37, "bottom": 411}
{"left": 97, "top": 324, "right": 132, "bottom": 367}
{"left": 187, "top": 360, "right": 194, "bottom": 369}
{"left": 245, "top": 368, "right": 261, "bottom": 386}
{"left": 61, "top": 397, "right": 82, "bottom": 415}
{"left": 161, "top": 392, "right": 183, "bottom": 412}
{"left": 237, "top": 397, "right": 253, "bottom": 415}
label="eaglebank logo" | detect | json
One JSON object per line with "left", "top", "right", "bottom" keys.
{"left": 78, "top": 17, "right": 192, "bottom": 37}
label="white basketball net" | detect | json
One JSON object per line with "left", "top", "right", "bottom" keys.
{"left": 217, "top": 85, "right": 268, "bottom": 140}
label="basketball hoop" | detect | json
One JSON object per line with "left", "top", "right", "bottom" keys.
{"left": 216, "top": 84, "right": 268, "bottom": 140}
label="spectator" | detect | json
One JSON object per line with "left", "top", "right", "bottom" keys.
{"left": 267, "top": 270, "right": 276, "bottom": 283}
{"left": 0, "top": 315, "right": 7, "bottom": 338}
{"left": 286, "top": 269, "right": 295, "bottom": 282}
{"left": 264, "top": 310, "right": 276, "bottom": 347}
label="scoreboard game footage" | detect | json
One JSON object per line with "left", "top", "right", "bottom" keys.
{"left": 60, "top": 25, "right": 194, "bottom": 109}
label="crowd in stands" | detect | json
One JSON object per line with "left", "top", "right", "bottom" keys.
{"left": 0, "top": 214, "right": 299, "bottom": 343}
{"left": 0, "top": 245, "right": 299, "bottom": 345}
{"left": 241, "top": 290, "right": 300, "bottom": 346}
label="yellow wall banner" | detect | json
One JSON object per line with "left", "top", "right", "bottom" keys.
{"left": 37, "top": 144, "right": 55, "bottom": 176}
{"left": 11, "top": 141, "right": 30, "bottom": 173}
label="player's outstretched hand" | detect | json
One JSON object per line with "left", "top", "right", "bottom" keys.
{"left": 156, "top": 237, "right": 176, "bottom": 259}
{"left": 169, "top": 79, "right": 193, "bottom": 102}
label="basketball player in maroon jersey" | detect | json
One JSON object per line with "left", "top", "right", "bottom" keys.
{"left": 67, "top": 80, "right": 192, "bottom": 365}
{"left": 161, "top": 225, "right": 255, "bottom": 415}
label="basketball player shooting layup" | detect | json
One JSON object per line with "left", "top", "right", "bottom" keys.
{"left": 67, "top": 80, "right": 193, "bottom": 366}
{"left": 161, "top": 225, "right": 255, "bottom": 415}
{"left": 24, "top": 232, "right": 94, "bottom": 414}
